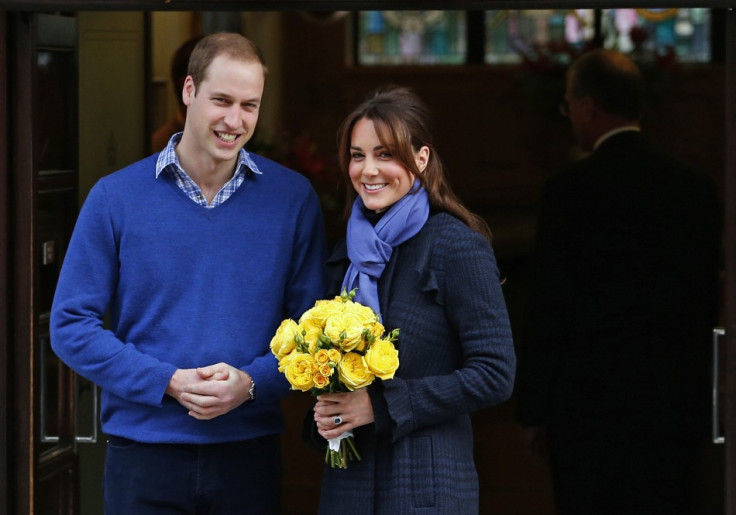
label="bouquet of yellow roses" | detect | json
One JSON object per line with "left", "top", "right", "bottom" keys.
{"left": 270, "top": 289, "right": 399, "bottom": 468}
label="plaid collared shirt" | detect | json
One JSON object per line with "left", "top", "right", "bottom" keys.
{"left": 154, "top": 132, "right": 262, "bottom": 208}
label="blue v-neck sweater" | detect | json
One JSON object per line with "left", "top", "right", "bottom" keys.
{"left": 51, "top": 153, "right": 327, "bottom": 444}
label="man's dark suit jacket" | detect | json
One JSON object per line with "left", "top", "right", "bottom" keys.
{"left": 516, "top": 130, "right": 721, "bottom": 512}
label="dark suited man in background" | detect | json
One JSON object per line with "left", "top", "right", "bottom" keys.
{"left": 516, "top": 49, "right": 721, "bottom": 514}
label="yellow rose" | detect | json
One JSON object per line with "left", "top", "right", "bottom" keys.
{"left": 297, "top": 306, "right": 316, "bottom": 325}
{"left": 338, "top": 352, "right": 375, "bottom": 391}
{"left": 344, "top": 300, "right": 379, "bottom": 326}
{"left": 369, "top": 321, "right": 385, "bottom": 340}
{"left": 325, "top": 312, "right": 364, "bottom": 351}
{"left": 298, "top": 320, "right": 323, "bottom": 353}
{"left": 270, "top": 319, "right": 298, "bottom": 359}
{"left": 301, "top": 298, "right": 345, "bottom": 327}
{"left": 346, "top": 301, "right": 383, "bottom": 352}
{"left": 284, "top": 353, "right": 318, "bottom": 392}
{"left": 354, "top": 332, "right": 369, "bottom": 353}
{"left": 314, "top": 349, "right": 331, "bottom": 365}
{"left": 313, "top": 373, "right": 330, "bottom": 389}
{"left": 327, "top": 348, "right": 342, "bottom": 363}
{"left": 319, "top": 363, "right": 334, "bottom": 377}
{"left": 277, "top": 351, "right": 298, "bottom": 373}
{"left": 365, "top": 339, "right": 400, "bottom": 380}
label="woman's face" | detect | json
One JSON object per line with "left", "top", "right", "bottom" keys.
{"left": 348, "top": 118, "right": 428, "bottom": 212}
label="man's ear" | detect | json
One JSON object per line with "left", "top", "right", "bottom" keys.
{"left": 182, "top": 76, "right": 195, "bottom": 107}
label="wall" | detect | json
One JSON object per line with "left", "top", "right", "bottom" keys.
{"left": 78, "top": 11, "right": 146, "bottom": 204}
{"left": 151, "top": 11, "right": 194, "bottom": 128}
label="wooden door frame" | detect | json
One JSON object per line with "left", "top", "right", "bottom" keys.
{"left": 0, "top": 9, "right": 8, "bottom": 515}
{"left": 8, "top": 11, "right": 38, "bottom": 515}
{"left": 725, "top": 8, "right": 736, "bottom": 515}
{"left": 5, "top": 12, "right": 81, "bottom": 514}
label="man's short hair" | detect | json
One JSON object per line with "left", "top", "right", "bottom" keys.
{"left": 187, "top": 32, "right": 267, "bottom": 90}
{"left": 569, "top": 49, "right": 645, "bottom": 120}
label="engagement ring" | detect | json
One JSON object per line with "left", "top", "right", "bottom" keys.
{"left": 333, "top": 415, "right": 343, "bottom": 425}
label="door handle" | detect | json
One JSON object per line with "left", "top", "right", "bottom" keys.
{"left": 713, "top": 327, "right": 725, "bottom": 444}
{"left": 40, "top": 335, "right": 60, "bottom": 444}
{"left": 40, "top": 336, "right": 98, "bottom": 444}
{"left": 74, "top": 378, "right": 98, "bottom": 444}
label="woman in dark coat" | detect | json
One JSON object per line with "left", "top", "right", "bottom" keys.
{"left": 311, "top": 86, "right": 516, "bottom": 514}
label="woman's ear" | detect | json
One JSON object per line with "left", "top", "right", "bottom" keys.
{"left": 415, "top": 146, "right": 430, "bottom": 173}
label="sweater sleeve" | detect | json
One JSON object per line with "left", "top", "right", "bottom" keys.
{"left": 380, "top": 223, "right": 516, "bottom": 441}
{"left": 50, "top": 180, "right": 177, "bottom": 407}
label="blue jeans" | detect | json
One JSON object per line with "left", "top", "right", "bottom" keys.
{"left": 103, "top": 434, "right": 281, "bottom": 514}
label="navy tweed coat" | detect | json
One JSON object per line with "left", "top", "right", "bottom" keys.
{"left": 314, "top": 212, "right": 516, "bottom": 514}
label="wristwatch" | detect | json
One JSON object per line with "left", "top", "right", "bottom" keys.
{"left": 247, "top": 377, "right": 256, "bottom": 402}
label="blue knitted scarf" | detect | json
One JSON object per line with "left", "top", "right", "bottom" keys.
{"left": 342, "top": 183, "right": 430, "bottom": 318}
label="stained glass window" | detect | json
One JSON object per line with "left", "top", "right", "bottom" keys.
{"left": 357, "top": 11, "right": 466, "bottom": 65}
{"left": 485, "top": 10, "right": 594, "bottom": 65}
{"left": 355, "top": 9, "right": 711, "bottom": 66}
{"left": 601, "top": 9, "right": 711, "bottom": 63}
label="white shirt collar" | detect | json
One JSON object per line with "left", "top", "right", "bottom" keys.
{"left": 594, "top": 126, "right": 641, "bottom": 151}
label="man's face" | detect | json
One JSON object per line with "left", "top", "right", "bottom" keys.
{"left": 181, "top": 55, "right": 264, "bottom": 167}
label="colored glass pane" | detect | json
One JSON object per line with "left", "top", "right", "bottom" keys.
{"left": 485, "top": 10, "right": 594, "bottom": 65}
{"left": 602, "top": 9, "right": 711, "bottom": 63}
{"left": 355, "top": 9, "right": 711, "bottom": 67}
{"left": 357, "top": 11, "right": 466, "bottom": 65}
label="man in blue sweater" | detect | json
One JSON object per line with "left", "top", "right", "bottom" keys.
{"left": 50, "top": 33, "right": 326, "bottom": 513}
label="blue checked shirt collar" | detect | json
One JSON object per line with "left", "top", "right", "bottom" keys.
{"left": 155, "top": 132, "right": 262, "bottom": 208}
